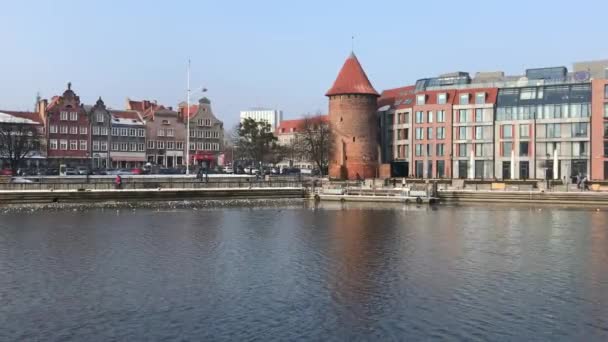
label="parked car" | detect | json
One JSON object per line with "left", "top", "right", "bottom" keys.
{"left": 131, "top": 168, "right": 143, "bottom": 175}
{"left": 11, "top": 177, "right": 33, "bottom": 183}
{"left": 91, "top": 169, "right": 107, "bottom": 175}
{"left": 0, "top": 169, "right": 13, "bottom": 176}
{"left": 77, "top": 166, "right": 90, "bottom": 175}
{"left": 223, "top": 166, "right": 234, "bottom": 174}
{"left": 282, "top": 167, "right": 301, "bottom": 175}
{"left": 300, "top": 168, "right": 313, "bottom": 175}
{"left": 45, "top": 168, "right": 59, "bottom": 176}
{"left": 63, "top": 168, "right": 78, "bottom": 176}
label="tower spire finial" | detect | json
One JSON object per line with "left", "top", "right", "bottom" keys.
{"left": 351, "top": 35, "right": 355, "bottom": 53}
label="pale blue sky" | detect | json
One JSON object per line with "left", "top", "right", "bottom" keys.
{"left": 1, "top": 0, "right": 607, "bottom": 127}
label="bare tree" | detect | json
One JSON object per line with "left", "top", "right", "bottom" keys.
{"left": 295, "top": 116, "right": 333, "bottom": 176}
{"left": 0, "top": 119, "right": 42, "bottom": 174}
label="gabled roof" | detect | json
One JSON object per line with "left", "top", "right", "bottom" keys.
{"left": 111, "top": 110, "right": 144, "bottom": 125}
{"left": 326, "top": 52, "right": 379, "bottom": 97}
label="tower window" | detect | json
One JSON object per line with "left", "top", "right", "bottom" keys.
{"left": 340, "top": 117, "right": 343, "bottom": 122}
{"left": 353, "top": 137, "right": 356, "bottom": 142}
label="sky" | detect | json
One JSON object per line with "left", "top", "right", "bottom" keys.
{"left": 1, "top": 0, "right": 607, "bottom": 128}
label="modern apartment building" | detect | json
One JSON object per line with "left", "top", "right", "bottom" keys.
{"left": 378, "top": 86, "right": 415, "bottom": 177}
{"left": 239, "top": 108, "right": 283, "bottom": 131}
{"left": 452, "top": 88, "right": 496, "bottom": 179}
{"left": 591, "top": 79, "right": 608, "bottom": 180}
{"left": 411, "top": 89, "right": 455, "bottom": 178}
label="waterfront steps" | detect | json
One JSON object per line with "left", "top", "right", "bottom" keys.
{"left": 438, "top": 190, "right": 608, "bottom": 206}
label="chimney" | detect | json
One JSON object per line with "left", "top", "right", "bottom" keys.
{"left": 38, "top": 98, "right": 48, "bottom": 118}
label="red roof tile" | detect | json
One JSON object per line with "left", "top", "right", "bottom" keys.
{"left": 276, "top": 115, "right": 328, "bottom": 134}
{"left": 378, "top": 85, "right": 415, "bottom": 109}
{"left": 326, "top": 53, "right": 379, "bottom": 97}
{"left": 111, "top": 110, "right": 143, "bottom": 121}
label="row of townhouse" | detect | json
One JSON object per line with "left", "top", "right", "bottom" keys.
{"left": 380, "top": 62, "right": 608, "bottom": 181}
{"left": 0, "top": 83, "right": 224, "bottom": 171}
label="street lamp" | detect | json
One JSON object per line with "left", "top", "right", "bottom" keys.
{"left": 186, "top": 59, "right": 207, "bottom": 175}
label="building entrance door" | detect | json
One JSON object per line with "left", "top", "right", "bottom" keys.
{"left": 458, "top": 161, "right": 467, "bottom": 179}
{"left": 475, "top": 160, "right": 484, "bottom": 179}
{"left": 502, "top": 161, "right": 511, "bottom": 180}
{"left": 520, "top": 161, "right": 529, "bottom": 180}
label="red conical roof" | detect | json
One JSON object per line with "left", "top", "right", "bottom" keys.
{"left": 326, "top": 52, "right": 379, "bottom": 97}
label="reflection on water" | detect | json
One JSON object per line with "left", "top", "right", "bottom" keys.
{"left": 1, "top": 204, "right": 607, "bottom": 341}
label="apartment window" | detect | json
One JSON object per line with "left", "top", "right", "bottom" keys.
{"left": 129, "top": 128, "right": 136, "bottom": 136}
{"left": 546, "top": 123, "right": 561, "bottom": 138}
{"left": 475, "top": 144, "right": 483, "bottom": 157}
{"left": 69, "top": 126, "right": 78, "bottom": 135}
{"left": 190, "top": 142, "right": 196, "bottom": 150}
{"left": 100, "top": 127, "right": 108, "bottom": 136}
{"left": 520, "top": 88, "right": 536, "bottom": 100}
{"left": 92, "top": 140, "right": 100, "bottom": 151}
{"left": 547, "top": 142, "right": 560, "bottom": 156}
{"left": 79, "top": 126, "right": 87, "bottom": 135}
{"left": 166, "top": 128, "right": 175, "bottom": 137}
{"left": 49, "top": 139, "right": 58, "bottom": 150}
{"left": 459, "top": 93, "right": 469, "bottom": 105}
{"left": 69, "top": 140, "right": 78, "bottom": 150}
{"left": 605, "top": 85, "right": 608, "bottom": 98}
{"left": 573, "top": 142, "right": 587, "bottom": 157}
{"left": 197, "top": 119, "right": 204, "bottom": 126}
{"left": 604, "top": 103, "right": 608, "bottom": 118}
{"left": 436, "top": 143, "right": 444, "bottom": 156}
{"left": 78, "top": 140, "right": 86, "bottom": 150}
{"left": 112, "top": 143, "right": 119, "bottom": 151}
{"left": 520, "top": 124, "right": 530, "bottom": 138}
{"left": 426, "top": 144, "right": 432, "bottom": 157}
{"left": 604, "top": 122, "right": 608, "bottom": 137}
{"left": 458, "top": 144, "right": 468, "bottom": 157}
{"left": 138, "top": 143, "right": 145, "bottom": 151}
{"left": 147, "top": 140, "right": 155, "bottom": 149}
{"left": 197, "top": 142, "right": 204, "bottom": 150}
{"left": 605, "top": 141, "right": 608, "bottom": 156}
{"left": 501, "top": 142, "right": 512, "bottom": 156}
{"left": 121, "top": 128, "right": 128, "bottom": 136}
{"left": 475, "top": 126, "right": 483, "bottom": 140}
{"left": 176, "top": 142, "right": 184, "bottom": 150}
{"left": 458, "top": 109, "right": 468, "bottom": 123}
{"left": 112, "top": 127, "right": 119, "bottom": 136}
{"left": 96, "top": 113, "right": 104, "bottom": 123}
{"left": 60, "top": 111, "right": 68, "bottom": 120}
{"left": 415, "top": 111, "right": 424, "bottom": 123}
{"left": 519, "top": 142, "right": 529, "bottom": 157}
{"left": 415, "top": 144, "right": 423, "bottom": 156}
{"left": 427, "top": 127, "right": 433, "bottom": 139}
{"left": 100, "top": 141, "right": 107, "bottom": 151}
{"left": 436, "top": 110, "right": 445, "bottom": 123}
{"left": 157, "top": 141, "right": 165, "bottom": 149}
{"left": 70, "top": 112, "right": 78, "bottom": 121}
{"left": 427, "top": 111, "right": 433, "bottom": 123}
{"left": 190, "top": 130, "right": 196, "bottom": 138}
{"left": 475, "top": 109, "right": 483, "bottom": 122}
{"left": 415, "top": 128, "right": 424, "bottom": 140}
{"left": 167, "top": 141, "right": 175, "bottom": 150}
{"left": 92, "top": 126, "right": 100, "bottom": 135}
{"left": 437, "top": 93, "right": 447, "bottom": 105}
{"left": 437, "top": 127, "right": 445, "bottom": 140}
{"left": 475, "top": 92, "right": 485, "bottom": 104}
{"left": 157, "top": 128, "right": 165, "bottom": 136}
{"left": 502, "top": 125, "right": 513, "bottom": 138}
{"left": 205, "top": 119, "right": 211, "bottom": 126}
{"left": 130, "top": 142, "right": 137, "bottom": 151}
{"left": 60, "top": 139, "right": 67, "bottom": 150}
{"left": 138, "top": 129, "right": 145, "bottom": 137}
{"left": 50, "top": 125, "right": 58, "bottom": 134}
{"left": 120, "top": 143, "right": 128, "bottom": 151}
{"left": 416, "top": 95, "right": 425, "bottom": 105}
{"left": 459, "top": 127, "right": 467, "bottom": 140}
{"left": 572, "top": 122, "right": 587, "bottom": 137}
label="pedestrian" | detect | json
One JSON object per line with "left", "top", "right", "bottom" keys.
{"left": 392, "top": 178, "right": 397, "bottom": 188}
{"left": 115, "top": 174, "right": 122, "bottom": 190}
{"left": 576, "top": 173, "right": 581, "bottom": 189}
{"left": 582, "top": 175, "right": 589, "bottom": 191}
{"left": 196, "top": 168, "right": 203, "bottom": 181}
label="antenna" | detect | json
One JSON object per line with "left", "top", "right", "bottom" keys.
{"left": 351, "top": 35, "right": 355, "bottom": 52}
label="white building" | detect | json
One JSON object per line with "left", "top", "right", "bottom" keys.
{"left": 239, "top": 108, "right": 283, "bottom": 130}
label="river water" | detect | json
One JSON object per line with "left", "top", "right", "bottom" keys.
{"left": 1, "top": 202, "right": 608, "bottom": 341}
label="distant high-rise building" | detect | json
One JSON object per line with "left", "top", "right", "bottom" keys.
{"left": 239, "top": 108, "right": 283, "bottom": 130}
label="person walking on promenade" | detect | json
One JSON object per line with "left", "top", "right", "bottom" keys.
{"left": 115, "top": 175, "right": 123, "bottom": 190}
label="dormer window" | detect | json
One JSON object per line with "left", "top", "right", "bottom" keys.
{"left": 437, "top": 93, "right": 447, "bottom": 105}
{"left": 475, "top": 92, "right": 486, "bottom": 104}
{"left": 416, "top": 94, "right": 426, "bottom": 105}
{"left": 459, "top": 93, "right": 470, "bottom": 105}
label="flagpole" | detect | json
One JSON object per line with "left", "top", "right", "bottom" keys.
{"left": 186, "top": 59, "right": 191, "bottom": 175}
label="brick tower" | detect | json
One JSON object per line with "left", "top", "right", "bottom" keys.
{"left": 326, "top": 52, "right": 379, "bottom": 180}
